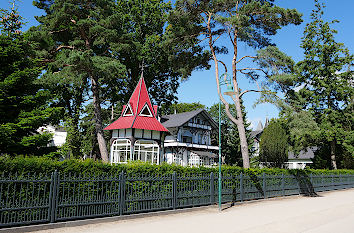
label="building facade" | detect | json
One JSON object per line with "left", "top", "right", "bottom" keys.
{"left": 104, "top": 75, "right": 219, "bottom": 166}
{"left": 161, "top": 109, "right": 219, "bottom": 166}
{"left": 104, "top": 75, "right": 169, "bottom": 164}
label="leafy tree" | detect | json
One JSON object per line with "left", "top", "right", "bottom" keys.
{"left": 110, "top": 0, "right": 210, "bottom": 109}
{"left": 282, "top": 0, "right": 353, "bottom": 169}
{"left": 30, "top": 0, "right": 210, "bottom": 160}
{"left": 259, "top": 119, "right": 288, "bottom": 168}
{"left": 208, "top": 103, "right": 253, "bottom": 166}
{"left": 0, "top": 3, "right": 61, "bottom": 155}
{"left": 172, "top": 0, "right": 302, "bottom": 168}
{"left": 29, "top": 0, "right": 128, "bottom": 161}
{"left": 160, "top": 102, "right": 206, "bottom": 115}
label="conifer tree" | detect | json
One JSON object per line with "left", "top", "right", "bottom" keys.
{"left": 259, "top": 119, "right": 288, "bottom": 168}
{"left": 0, "top": 3, "right": 61, "bottom": 155}
{"left": 172, "top": 0, "right": 302, "bottom": 168}
{"left": 30, "top": 0, "right": 209, "bottom": 160}
{"left": 288, "top": 1, "right": 353, "bottom": 169}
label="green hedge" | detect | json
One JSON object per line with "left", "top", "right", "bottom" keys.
{"left": 0, "top": 156, "right": 353, "bottom": 176}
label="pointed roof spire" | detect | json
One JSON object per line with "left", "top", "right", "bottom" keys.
{"left": 264, "top": 117, "right": 269, "bottom": 128}
{"left": 104, "top": 74, "right": 168, "bottom": 132}
{"left": 256, "top": 121, "right": 263, "bottom": 131}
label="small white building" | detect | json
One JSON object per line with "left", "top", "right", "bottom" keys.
{"left": 286, "top": 147, "right": 317, "bottom": 169}
{"left": 37, "top": 125, "right": 67, "bottom": 147}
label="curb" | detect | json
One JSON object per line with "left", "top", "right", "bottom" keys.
{"left": 0, "top": 205, "right": 216, "bottom": 233}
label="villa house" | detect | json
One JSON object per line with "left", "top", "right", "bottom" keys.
{"left": 161, "top": 109, "right": 219, "bottom": 166}
{"left": 104, "top": 75, "right": 169, "bottom": 164}
{"left": 104, "top": 74, "right": 219, "bottom": 166}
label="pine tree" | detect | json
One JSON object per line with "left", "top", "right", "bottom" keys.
{"left": 29, "top": 0, "right": 209, "bottom": 160}
{"left": 172, "top": 0, "right": 302, "bottom": 168}
{"left": 0, "top": 4, "right": 61, "bottom": 155}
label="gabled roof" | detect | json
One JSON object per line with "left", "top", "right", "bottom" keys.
{"left": 161, "top": 109, "right": 218, "bottom": 129}
{"left": 104, "top": 75, "right": 168, "bottom": 132}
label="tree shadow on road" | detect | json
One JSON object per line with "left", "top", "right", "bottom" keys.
{"left": 289, "top": 170, "right": 319, "bottom": 197}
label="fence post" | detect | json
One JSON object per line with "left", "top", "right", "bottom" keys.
{"left": 49, "top": 170, "right": 59, "bottom": 223}
{"left": 281, "top": 173, "right": 285, "bottom": 197}
{"left": 172, "top": 172, "right": 177, "bottom": 209}
{"left": 321, "top": 173, "right": 324, "bottom": 191}
{"left": 331, "top": 174, "right": 334, "bottom": 190}
{"left": 263, "top": 173, "right": 266, "bottom": 199}
{"left": 210, "top": 172, "right": 215, "bottom": 204}
{"left": 240, "top": 173, "right": 244, "bottom": 202}
{"left": 119, "top": 171, "right": 125, "bottom": 215}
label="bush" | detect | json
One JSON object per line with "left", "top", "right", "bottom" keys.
{"left": 0, "top": 156, "right": 353, "bottom": 176}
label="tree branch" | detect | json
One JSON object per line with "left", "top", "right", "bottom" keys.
{"left": 239, "top": 70, "right": 261, "bottom": 90}
{"left": 55, "top": 45, "right": 75, "bottom": 52}
{"left": 239, "top": 89, "right": 263, "bottom": 98}
{"left": 237, "top": 67, "right": 269, "bottom": 76}
{"left": 236, "top": 55, "right": 257, "bottom": 64}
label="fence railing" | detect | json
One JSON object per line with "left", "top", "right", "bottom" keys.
{"left": 1, "top": 172, "right": 354, "bottom": 228}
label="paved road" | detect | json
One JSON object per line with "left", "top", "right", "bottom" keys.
{"left": 38, "top": 189, "right": 354, "bottom": 233}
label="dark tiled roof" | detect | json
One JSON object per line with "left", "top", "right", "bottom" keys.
{"left": 250, "top": 130, "right": 263, "bottom": 139}
{"left": 288, "top": 147, "right": 317, "bottom": 160}
{"left": 161, "top": 109, "right": 217, "bottom": 129}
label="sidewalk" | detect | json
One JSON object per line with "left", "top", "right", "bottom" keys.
{"left": 37, "top": 189, "right": 354, "bottom": 233}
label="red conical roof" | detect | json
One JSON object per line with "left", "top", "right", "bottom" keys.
{"left": 104, "top": 75, "right": 169, "bottom": 132}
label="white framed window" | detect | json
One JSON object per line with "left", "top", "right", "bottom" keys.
{"left": 134, "top": 140, "right": 159, "bottom": 164}
{"left": 123, "top": 104, "right": 134, "bottom": 116}
{"left": 189, "top": 154, "right": 201, "bottom": 166}
{"left": 139, "top": 103, "right": 153, "bottom": 117}
{"left": 111, "top": 139, "right": 131, "bottom": 163}
{"left": 172, "top": 154, "right": 183, "bottom": 165}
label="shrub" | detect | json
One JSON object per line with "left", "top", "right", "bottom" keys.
{"left": 0, "top": 156, "right": 353, "bottom": 176}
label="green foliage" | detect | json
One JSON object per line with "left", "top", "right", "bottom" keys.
{"left": 259, "top": 119, "right": 288, "bottom": 168}
{"left": 160, "top": 102, "right": 206, "bottom": 115}
{"left": 280, "top": 0, "right": 354, "bottom": 169}
{"left": 0, "top": 4, "right": 62, "bottom": 155}
{"left": 1, "top": 156, "right": 353, "bottom": 177}
{"left": 28, "top": 0, "right": 210, "bottom": 159}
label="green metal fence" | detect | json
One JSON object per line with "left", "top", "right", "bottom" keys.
{"left": 1, "top": 172, "right": 354, "bottom": 228}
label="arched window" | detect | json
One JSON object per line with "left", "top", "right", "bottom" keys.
{"left": 111, "top": 139, "right": 131, "bottom": 163}
{"left": 134, "top": 140, "right": 159, "bottom": 164}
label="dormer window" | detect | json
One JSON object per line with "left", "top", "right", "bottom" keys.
{"left": 139, "top": 103, "right": 153, "bottom": 117}
{"left": 123, "top": 104, "right": 134, "bottom": 116}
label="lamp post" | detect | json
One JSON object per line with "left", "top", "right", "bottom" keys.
{"left": 218, "top": 74, "right": 234, "bottom": 211}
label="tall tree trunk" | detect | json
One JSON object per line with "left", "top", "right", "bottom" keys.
{"left": 231, "top": 31, "right": 250, "bottom": 168}
{"left": 91, "top": 76, "right": 109, "bottom": 162}
{"left": 206, "top": 12, "right": 250, "bottom": 168}
{"left": 232, "top": 53, "right": 250, "bottom": 169}
{"left": 330, "top": 140, "right": 337, "bottom": 170}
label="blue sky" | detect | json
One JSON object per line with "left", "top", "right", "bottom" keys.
{"left": 2, "top": 0, "right": 353, "bottom": 129}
